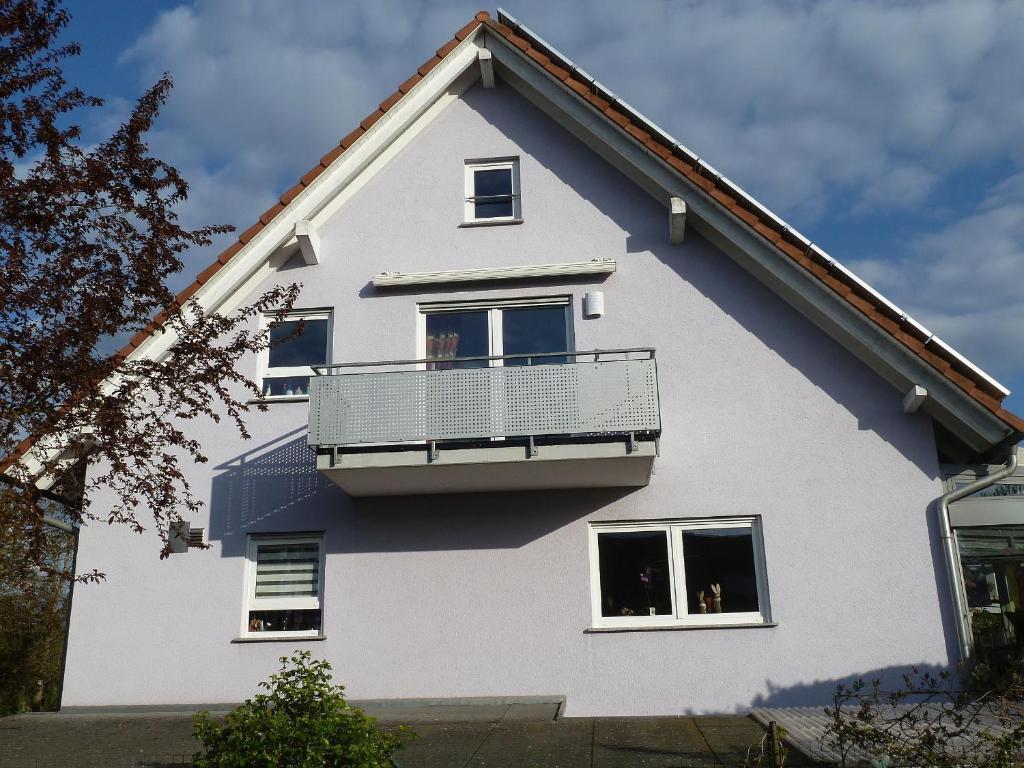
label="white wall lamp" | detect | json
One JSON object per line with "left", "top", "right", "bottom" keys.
{"left": 584, "top": 291, "right": 605, "bottom": 318}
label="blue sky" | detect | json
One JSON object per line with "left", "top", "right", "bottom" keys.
{"left": 61, "top": 1, "right": 1024, "bottom": 412}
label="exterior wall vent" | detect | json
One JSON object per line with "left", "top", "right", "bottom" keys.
{"left": 168, "top": 521, "right": 206, "bottom": 553}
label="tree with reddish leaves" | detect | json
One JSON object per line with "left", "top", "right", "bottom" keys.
{"left": 0, "top": 0, "right": 300, "bottom": 585}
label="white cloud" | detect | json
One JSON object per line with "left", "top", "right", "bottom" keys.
{"left": 850, "top": 175, "right": 1024, "bottom": 387}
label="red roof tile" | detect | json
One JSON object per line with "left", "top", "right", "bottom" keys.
{"left": 319, "top": 144, "right": 347, "bottom": 167}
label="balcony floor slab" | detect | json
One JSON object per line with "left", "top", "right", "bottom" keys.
{"left": 316, "top": 440, "right": 656, "bottom": 496}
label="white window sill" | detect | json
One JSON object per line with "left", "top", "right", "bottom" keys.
{"left": 458, "top": 218, "right": 524, "bottom": 228}
{"left": 585, "top": 622, "right": 777, "bottom": 634}
{"left": 232, "top": 634, "right": 326, "bottom": 643}
{"left": 248, "top": 396, "right": 310, "bottom": 404}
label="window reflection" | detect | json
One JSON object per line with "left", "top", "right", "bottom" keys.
{"left": 268, "top": 318, "right": 329, "bottom": 368}
{"left": 473, "top": 168, "right": 514, "bottom": 219}
{"left": 502, "top": 306, "right": 568, "bottom": 365}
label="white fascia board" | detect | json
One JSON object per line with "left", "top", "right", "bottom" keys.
{"left": 128, "top": 30, "right": 486, "bottom": 367}
{"left": 373, "top": 259, "right": 616, "bottom": 287}
{"left": 488, "top": 18, "right": 1008, "bottom": 400}
{"left": 487, "top": 31, "right": 1012, "bottom": 450}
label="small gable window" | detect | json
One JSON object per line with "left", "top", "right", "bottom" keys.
{"left": 260, "top": 310, "right": 331, "bottom": 399}
{"left": 464, "top": 158, "right": 521, "bottom": 224}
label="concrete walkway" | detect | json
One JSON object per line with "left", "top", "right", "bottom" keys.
{"left": 0, "top": 704, "right": 796, "bottom": 767}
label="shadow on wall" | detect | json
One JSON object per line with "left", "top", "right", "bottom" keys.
{"left": 207, "top": 427, "right": 630, "bottom": 558}
{"left": 744, "top": 661, "right": 955, "bottom": 712}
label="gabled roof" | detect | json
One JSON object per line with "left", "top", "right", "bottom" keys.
{"left": 6, "top": 10, "right": 1021, "bottom": 474}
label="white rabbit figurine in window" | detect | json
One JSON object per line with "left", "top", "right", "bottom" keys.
{"left": 710, "top": 583, "right": 722, "bottom": 613}
{"left": 697, "top": 590, "right": 707, "bottom": 614}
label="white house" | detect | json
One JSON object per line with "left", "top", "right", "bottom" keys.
{"left": 52, "top": 10, "right": 1024, "bottom": 716}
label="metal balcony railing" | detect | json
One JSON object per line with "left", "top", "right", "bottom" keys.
{"left": 307, "top": 348, "right": 660, "bottom": 450}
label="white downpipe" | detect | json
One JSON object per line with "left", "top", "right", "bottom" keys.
{"left": 936, "top": 447, "right": 1019, "bottom": 663}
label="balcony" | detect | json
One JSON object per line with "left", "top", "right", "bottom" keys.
{"left": 307, "top": 349, "right": 661, "bottom": 496}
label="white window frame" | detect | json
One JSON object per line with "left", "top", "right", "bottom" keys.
{"left": 415, "top": 296, "right": 573, "bottom": 369}
{"left": 241, "top": 534, "right": 325, "bottom": 639}
{"left": 464, "top": 157, "right": 521, "bottom": 223}
{"left": 259, "top": 309, "right": 333, "bottom": 400}
{"left": 588, "top": 517, "right": 771, "bottom": 630}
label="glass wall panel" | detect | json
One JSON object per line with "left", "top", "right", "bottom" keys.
{"left": 954, "top": 482, "right": 1024, "bottom": 498}
{"left": 958, "top": 526, "right": 1024, "bottom": 660}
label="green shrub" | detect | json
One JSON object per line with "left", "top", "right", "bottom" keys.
{"left": 822, "top": 665, "right": 1024, "bottom": 767}
{"left": 193, "top": 651, "right": 408, "bottom": 768}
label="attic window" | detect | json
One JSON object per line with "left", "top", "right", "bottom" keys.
{"left": 464, "top": 158, "right": 521, "bottom": 224}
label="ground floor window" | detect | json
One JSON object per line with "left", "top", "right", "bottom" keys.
{"left": 243, "top": 535, "right": 324, "bottom": 637}
{"left": 588, "top": 517, "right": 770, "bottom": 629}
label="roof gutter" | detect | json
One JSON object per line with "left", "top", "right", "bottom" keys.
{"left": 936, "top": 446, "right": 1019, "bottom": 664}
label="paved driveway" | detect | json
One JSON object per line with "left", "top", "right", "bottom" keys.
{"left": 0, "top": 704, "right": 800, "bottom": 767}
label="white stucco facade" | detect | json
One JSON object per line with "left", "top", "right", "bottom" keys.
{"left": 62, "top": 80, "right": 955, "bottom": 717}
